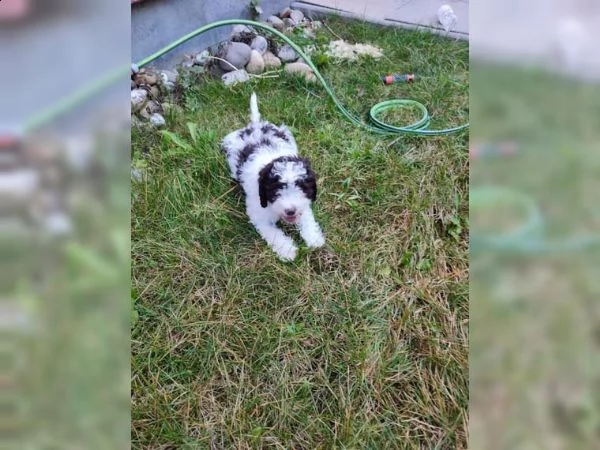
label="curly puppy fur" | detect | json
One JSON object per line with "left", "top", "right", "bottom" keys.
{"left": 221, "top": 93, "right": 325, "bottom": 261}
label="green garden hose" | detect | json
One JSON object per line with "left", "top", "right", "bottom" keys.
{"left": 136, "top": 19, "right": 469, "bottom": 137}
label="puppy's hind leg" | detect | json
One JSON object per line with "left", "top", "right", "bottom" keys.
{"left": 298, "top": 210, "right": 325, "bottom": 248}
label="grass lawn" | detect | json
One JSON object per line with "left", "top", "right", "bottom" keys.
{"left": 470, "top": 64, "right": 600, "bottom": 447}
{"left": 131, "top": 17, "right": 469, "bottom": 449}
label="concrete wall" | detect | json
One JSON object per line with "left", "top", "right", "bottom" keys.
{"left": 132, "top": 0, "right": 291, "bottom": 69}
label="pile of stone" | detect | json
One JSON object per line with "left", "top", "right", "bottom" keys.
{"left": 131, "top": 63, "right": 185, "bottom": 128}
{"left": 130, "top": 6, "right": 326, "bottom": 126}
{"left": 197, "top": 7, "right": 323, "bottom": 86}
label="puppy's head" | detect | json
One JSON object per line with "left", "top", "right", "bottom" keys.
{"left": 258, "top": 156, "right": 317, "bottom": 224}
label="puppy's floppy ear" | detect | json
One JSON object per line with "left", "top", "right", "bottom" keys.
{"left": 299, "top": 159, "right": 317, "bottom": 201}
{"left": 258, "top": 162, "right": 274, "bottom": 208}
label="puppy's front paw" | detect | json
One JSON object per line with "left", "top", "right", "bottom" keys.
{"left": 275, "top": 244, "right": 298, "bottom": 261}
{"left": 304, "top": 231, "right": 325, "bottom": 248}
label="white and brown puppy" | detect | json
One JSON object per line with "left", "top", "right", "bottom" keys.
{"left": 221, "top": 93, "right": 325, "bottom": 261}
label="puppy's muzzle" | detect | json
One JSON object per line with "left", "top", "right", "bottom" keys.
{"left": 283, "top": 208, "right": 298, "bottom": 223}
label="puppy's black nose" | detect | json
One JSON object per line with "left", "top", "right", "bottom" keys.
{"left": 285, "top": 208, "right": 296, "bottom": 217}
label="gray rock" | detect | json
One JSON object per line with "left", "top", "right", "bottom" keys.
{"left": 283, "top": 18, "right": 297, "bottom": 28}
{"left": 219, "top": 42, "right": 252, "bottom": 71}
{"left": 263, "top": 51, "right": 282, "bottom": 69}
{"left": 150, "top": 113, "right": 166, "bottom": 128}
{"left": 222, "top": 69, "right": 250, "bottom": 86}
{"left": 290, "top": 10, "right": 304, "bottom": 24}
{"left": 267, "top": 15, "right": 285, "bottom": 31}
{"left": 131, "top": 89, "right": 148, "bottom": 112}
{"left": 131, "top": 63, "right": 139, "bottom": 74}
{"left": 250, "top": 35, "right": 268, "bottom": 55}
{"left": 230, "top": 24, "right": 253, "bottom": 41}
{"left": 246, "top": 50, "right": 265, "bottom": 74}
{"left": 277, "top": 44, "right": 298, "bottom": 63}
{"left": 280, "top": 7, "right": 292, "bottom": 18}
{"left": 195, "top": 50, "right": 210, "bottom": 65}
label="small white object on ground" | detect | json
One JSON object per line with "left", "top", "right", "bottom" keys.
{"left": 437, "top": 5, "right": 457, "bottom": 32}
{"left": 325, "top": 40, "right": 383, "bottom": 60}
{"left": 131, "top": 168, "right": 144, "bottom": 182}
{"left": 150, "top": 113, "right": 166, "bottom": 127}
{"left": 161, "top": 69, "right": 178, "bottom": 84}
{"left": 222, "top": 69, "right": 251, "bottom": 86}
{"left": 195, "top": 50, "right": 210, "bottom": 65}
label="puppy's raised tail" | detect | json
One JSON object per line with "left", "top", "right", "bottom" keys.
{"left": 250, "top": 92, "right": 261, "bottom": 124}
